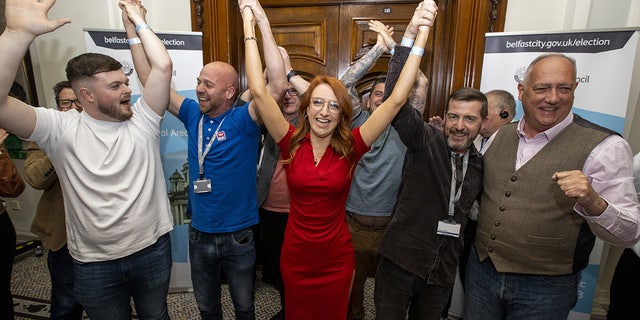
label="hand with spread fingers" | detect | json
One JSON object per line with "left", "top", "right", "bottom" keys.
{"left": 4, "top": 0, "right": 70, "bottom": 39}
{"left": 368, "top": 20, "right": 395, "bottom": 53}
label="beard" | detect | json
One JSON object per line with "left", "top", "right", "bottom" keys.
{"left": 445, "top": 129, "right": 473, "bottom": 153}
{"left": 99, "top": 103, "right": 132, "bottom": 121}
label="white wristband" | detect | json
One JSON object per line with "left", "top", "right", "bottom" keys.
{"left": 135, "top": 23, "right": 151, "bottom": 33}
{"left": 128, "top": 37, "right": 142, "bottom": 45}
{"left": 401, "top": 37, "right": 414, "bottom": 47}
{"left": 410, "top": 47, "right": 424, "bottom": 57}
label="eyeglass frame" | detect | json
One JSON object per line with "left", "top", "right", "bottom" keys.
{"left": 284, "top": 88, "right": 298, "bottom": 96}
{"left": 309, "top": 97, "right": 341, "bottom": 114}
{"left": 58, "top": 99, "right": 81, "bottom": 111}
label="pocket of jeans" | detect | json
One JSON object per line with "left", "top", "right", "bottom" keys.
{"left": 232, "top": 228, "right": 254, "bottom": 245}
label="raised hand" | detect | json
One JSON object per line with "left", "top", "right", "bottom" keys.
{"left": 428, "top": 116, "right": 444, "bottom": 131}
{"left": 240, "top": 0, "right": 269, "bottom": 26}
{"left": 368, "top": 20, "right": 395, "bottom": 52}
{"left": 239, "top": 3, "right": 256, "bottom": 29}
{"left": 4, "top": 0, "right": 70, "bottom": 38}
{"left": 405, "top": 0, "right": 438, "bottom": 39}
{"left": 418, "top": 0, "right": 438, "bottom": 32}
{"left": 118, "top": 0, "right": 147, "bottom": 28}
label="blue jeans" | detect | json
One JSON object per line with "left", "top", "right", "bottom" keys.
{"left": 374, "top": 257, "right": 452, "bottom": 320}
{"left": 74, "top": 233, "right": 172, "bottom": 320}
{"left": 189, "top": 225, "right": 256, "bottom": 320}
{"left": 463, "top": 247, "right": 579, "bottom": 320}
{"left": 48, "top": 245, "right": 83, "bottom": 320}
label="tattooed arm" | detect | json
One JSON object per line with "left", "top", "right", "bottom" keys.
{"left": 340, "top": 20, "right": 393, "bottom": 113}
{"left": 409, "top": 69, "right": 428, "bottom": 116}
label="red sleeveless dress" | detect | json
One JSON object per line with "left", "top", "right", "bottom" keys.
{"left": 278, "top": 125, "right": 369, "bottom": 319}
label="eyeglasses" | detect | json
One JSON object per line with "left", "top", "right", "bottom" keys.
{"left": 58, "top": 99, "right": 81, "bottom": 111}
{"left": 284, "top": 88, "right": 298, "bottom": 96}
{"left": 310, "top": 97, "right": 340, "bottom": 114}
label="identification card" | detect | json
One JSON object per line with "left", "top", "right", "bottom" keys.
{"left": 193, "top": 178, "right": 212, "bottom": 193}
{"left": 437, "top": 220, "right": 461, "bottom": 238}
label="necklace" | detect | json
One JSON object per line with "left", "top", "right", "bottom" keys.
{"left": 311, "top": 137, "right": 329, "bottom": 166}
{"left": 313, "top": 147, "right": 326, "bottom": 166}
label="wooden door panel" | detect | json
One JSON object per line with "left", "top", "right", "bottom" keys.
{"left": 340, "top": 2, "right": 436, "bottom": 108}
{"left": 265, "top": 6, "right": 340, "bottom": 78}
{"left": 191, "top": 0, "right": 509, "bottom": 118}
{"left": 339, "top": 3, "right": 419, "bottom": 78}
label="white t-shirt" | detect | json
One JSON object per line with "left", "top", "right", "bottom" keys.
{"left": 29, "top": 98, "right": 173, "bottom": 262}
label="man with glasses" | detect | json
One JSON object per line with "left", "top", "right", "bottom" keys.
{"left": 54, "top": 81, "right": 83, "bottom": 112}
{"left": 26, "top": 80, "right": 84, "bottom": 319}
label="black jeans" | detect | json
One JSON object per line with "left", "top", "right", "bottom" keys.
{"left": 0, "top": 211, "right": 16, "bottom": 319}
{"left": 607, "top": 248, "right": 640, "bottom": 320}
{"left": 258, "top": 208, "right": 288, "bottom": 310}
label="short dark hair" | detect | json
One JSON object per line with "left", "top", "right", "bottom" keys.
{"left": 65, "top": 53, "right": 122, "bottom": 84}
{"left": 448, "top": 87, "right": 488, "bottom": 119}
{"left": 52, "top": 80, "right": 72, "bottom": 105}
{"left": 370, "top": 77, "right": 386, "bottom": 90}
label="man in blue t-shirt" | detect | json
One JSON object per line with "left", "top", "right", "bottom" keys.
{"left": 135, "top": 60, "right": 261, "bottom": 319}
{"left": 126, "top": 2, "right": 288, "bottom": 318}
{"left": 172, "top": 62, "right": 261, "bottom": 320}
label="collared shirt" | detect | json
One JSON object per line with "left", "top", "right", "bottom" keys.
{"left": 517, "top": 114, "right": 640, "bottom": 247}
{"left": 631, "top": 153, "right": 640, "bottom": 256}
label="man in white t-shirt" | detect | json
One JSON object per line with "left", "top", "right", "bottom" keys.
{"left": 0, "top": 0, "right": 174, "bottom": 318}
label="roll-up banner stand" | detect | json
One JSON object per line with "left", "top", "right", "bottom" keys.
{"left": 449, "top": 28, "right": 640, "bottom": 320}
{"left": 84, "top": 29, "right": 203, "bottom": 292}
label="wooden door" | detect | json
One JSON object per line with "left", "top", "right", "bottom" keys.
{"left": 190, "top": 0, "right": 508, "bottom": 118}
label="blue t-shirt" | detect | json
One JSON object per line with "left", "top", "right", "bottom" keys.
{"left": 178, "top": 98, "right": 261, "bottom": 233}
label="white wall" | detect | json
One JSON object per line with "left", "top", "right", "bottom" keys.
{"left": 7, "top": 0, "right": 192, "bottom": 238}
{"left": 31, "top": 0, "right": 193, "bottom": 108}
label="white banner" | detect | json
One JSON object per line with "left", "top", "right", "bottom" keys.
{"left": 84, "top": 29, "right": 202, "bottom": 292}
{"left": 481, "top": 28, "right": 640, "bottom": 136}
{"left": 478, "top": 28, "right": 640, "bottom": 319}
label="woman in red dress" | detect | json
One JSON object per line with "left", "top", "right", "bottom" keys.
{"left": 241, "top": 1, "right": 437, "bottom": 318}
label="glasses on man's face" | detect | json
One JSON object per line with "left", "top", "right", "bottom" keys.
{"left": 284, "top": 88, "right": 298, "bottom": 96}
{"left": 310, "top": 97, "right": 340, "bottom": 114}
{"left": 58, "top": 99, "right": 81, "bottom": 111}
